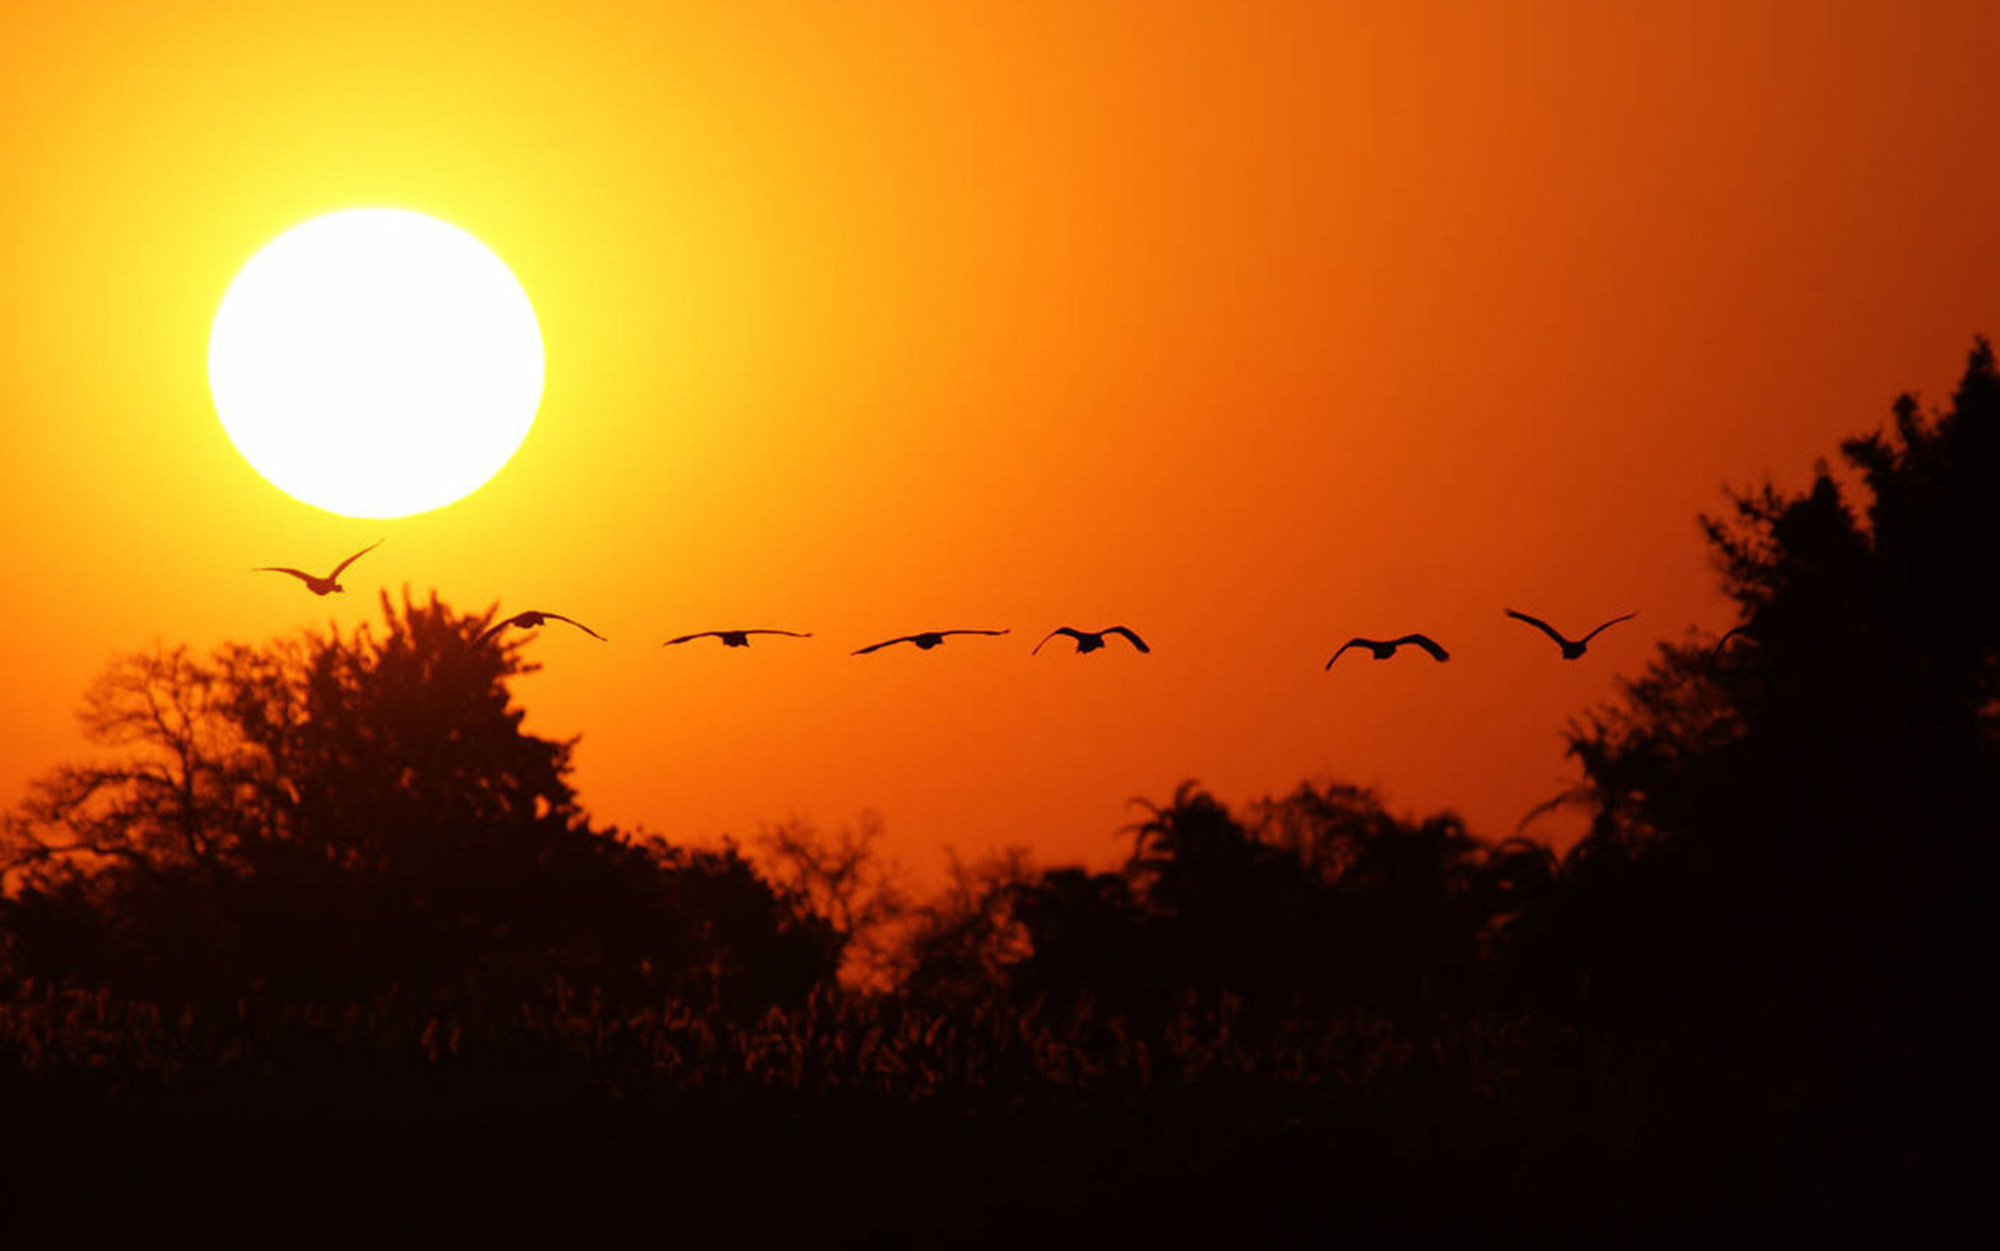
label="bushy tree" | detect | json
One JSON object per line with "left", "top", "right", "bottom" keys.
{"left": 0, "top": 592, "right": 839, "bottom": 1010}
{"left": 1525, "top": 340, "right": 1997, "bottom": 1175}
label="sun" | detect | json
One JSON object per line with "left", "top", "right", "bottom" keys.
{"left": 208, "top": 208, "right": 545, "bottom": 519}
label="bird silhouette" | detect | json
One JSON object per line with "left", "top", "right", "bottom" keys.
{"left": 1033, "top": 626, "right": 1151, "bottom": 656}
{"left": 1710, "top": 624, "right": 1754, "bottom": 660}
{"left": 1504, "top": 609, "right": 1636, "bottom": 659}
{"left": 1325, "top": 635, "right": 1450, "bottom": 668}
{"left": 478, "top": 611, "right": 607, "bottom": 645}
{"left": 852, "top": 629, "right": 1009, "bottom": 655}
{"left": 254, "top": 539, "right": 383, "bottom": 596}
{"left": 663, "top": 630, "right": 812, "bottom": 648}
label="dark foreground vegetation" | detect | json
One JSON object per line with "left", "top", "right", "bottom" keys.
{"left": 4, "top": 343, "right": 1992, "bottom": 1243}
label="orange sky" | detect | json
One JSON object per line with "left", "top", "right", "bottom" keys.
{"left": 3, "top": 1, "right": 1997, "bottom": 886}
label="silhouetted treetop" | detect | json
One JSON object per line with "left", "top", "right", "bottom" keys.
{"left": 1, "top": 591, "right": 839, "bottom": 1008}
{"left": 237, "top": 591, "right": 579, "bottom": 851}
{"left": 1532, "top": 338, "right": 1993, "bottom": 1128}
{"left": 1577, "top": 336, "right": 2000, "bottom": 850}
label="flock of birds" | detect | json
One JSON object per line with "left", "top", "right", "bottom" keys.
{"left": 256, "top": 540, "right": 1651, "bottom": 665}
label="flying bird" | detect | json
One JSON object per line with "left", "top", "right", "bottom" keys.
{"left": 663, "top": 630, "right": 813, "bottom": 648}
{"left": 253, "top": 539, "right": 383, "bottom": 596}
{"left": 1033, "top": 626, "right": 1151, "bottom": 656}
{"left": 1325, "top": 635, "right": 1450, "bottom": 668}
{"left": 852, "top": 629, "right": 1009, "bottom": 655}
{"left": 1504, "top": 609, "right": 1637, "bottom": 659}
{"left": 478, "top": 611, "right": 607, "bottom": 645}
{"left": 1710, "top": 624, "right": 1755, "bottom": 660}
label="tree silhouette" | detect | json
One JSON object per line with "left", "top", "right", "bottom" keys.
{"left": 4, "top": 646, "right": 262, "bottom": 881}
{"left": 1244, "top": 781, "right": 1498, "bottom": 1009}
{"left": 0, "top": 591, "right": 840, "bottom": 1009}
{"left": 895, "top": 847, "right": 1035, "bottom": 1004}
{"left": 1523, "top": 339, "right": 1996, "bottom": 1191}
{"left": 895, "top": 779, "right": 1519, "bottom": 1013}
{"left": 755, "top": 812, "right": 912, "bottom": 989}
{"left": 1007, "top": 866, "right": 1147, "bottom": 1003}
{"left": 1119, "top": 780, "right": 1320, "bottom": 1001}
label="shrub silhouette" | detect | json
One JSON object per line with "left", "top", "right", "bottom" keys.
{"left": 0, "top": 591, "right": 839, "bottom": 1010}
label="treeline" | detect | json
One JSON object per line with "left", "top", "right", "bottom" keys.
{"left": 0, "top": 581, "right": 1666, "bottom": 1031}
{"left": 0, "top": 595, "right": 1559, "bottom": 1021}
{"left": 3, "top": 340, "right": 1992, "bottom": 1238}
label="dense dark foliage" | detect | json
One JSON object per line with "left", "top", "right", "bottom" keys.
{"left": 1518, "top": 339, "right": 1995, "bottom": 1193}
{"left": 898, "top": 779, "right": 1537, "bottom": 1018}
{"left": 0, "top": 594, "right": 840, "bottom": 1011}
{"left": 5, "top": 342, "right": 1991, "bottom": 1239}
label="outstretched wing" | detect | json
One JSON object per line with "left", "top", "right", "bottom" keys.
{"left": 1325, "top": 639, "right": 1366, "bottom": 669}
{"left": 940, "top": 629, "right": 1010, "bottom": 638}
{"left": 743, "top": 630, "right": 812, "bottom": 638}
{"left": 1579, "top": 611, "right": 1638, "bottom": 644}
{"left": 1104, "top": 626, "right": 1150, "bottom": 653}
{"left": 254, "top": 566, "right": 315, "bottom": 584}
{"left": 542, "top": 613, "right": 607, "bottom": 641}
{"left": 475, "top": 617, "right": 516, "bottom": 645}
{"left": 853, "top": 635, "right": 916, "bottom": 655}
{"left": 1504, "top": 609, "right": 1569, "bottom": 646}
{"left": 329, "top": 538, "right": 385, "bottom": 580}
{"left": 663, "top": 631, "right": 721, "bottom": 646}
{"left": 1710, "top": 624, "right": 1751, "bottom": 659}
{"left": 1397, "top": 634, "right": 1450, "bottom": 662}
{"left": 1033, "top": 628, "right": 1085, "bottom": 656}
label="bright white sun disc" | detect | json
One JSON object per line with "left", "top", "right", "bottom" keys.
{"left": 208, "top": 208, "right": 544, "bottom": 518}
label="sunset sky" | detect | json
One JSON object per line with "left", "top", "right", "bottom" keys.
{"left": 3, "top": 1, "right": 1996, "bottom": 885}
